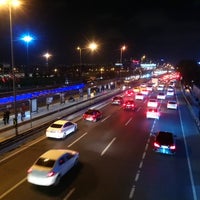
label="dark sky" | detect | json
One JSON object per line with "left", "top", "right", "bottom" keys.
{"left": 1, "top": 0, "right": 200, "bottom": 66}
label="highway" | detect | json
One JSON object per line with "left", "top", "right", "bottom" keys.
{"left": 0, "top": 84, "right": 199, "bottom": 200}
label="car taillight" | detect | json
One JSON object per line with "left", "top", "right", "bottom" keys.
{"left": 170, "top": 145, "right": 176, "bottom": 150}
{"left": 27, "top": 168, "right": 32, "bottom": 174}
{"left": 154, "top": 142, "right": 160, "bottom": 147}
{"left": 47, "top": 171, "right": 56, "bottom": 177}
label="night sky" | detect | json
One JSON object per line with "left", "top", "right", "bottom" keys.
{"left": 0, "top": 0, "right": 200, "bottom": 66}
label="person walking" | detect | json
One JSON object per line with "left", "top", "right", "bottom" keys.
{"left": 5, "top": 109, "right": 10, "bottom": 124}
{"left": 3, "top": 111, "right": 7, "bottom": 125}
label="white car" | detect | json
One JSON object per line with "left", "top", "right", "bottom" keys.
{"left": 157, "top": 85, "right": 164, "bottom": 91}
{"left": 135, "top": 93, "right": 144, "bottom": 100}
{"left": 147, "top": 99, "right": 158, "bottom": 108}
{"left": 27, "top": 149, "right": 79, "bottom": 186}
{"left": 167, "top": 100, "right": 178, "bottom": 109}
{"left": 166, "top": 88, "right": 174, "bottom": 96}
{"left": 46, "top": 120, "right": 77, "bottom": 139}
{"left": 146, "top": 108, "right": 160, "bottom": 119}
{"left": 157, "top": 92, "right": 166, "bottom": 100}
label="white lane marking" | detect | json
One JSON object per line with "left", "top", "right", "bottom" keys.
{"left": 142, "top": 151, "right": 146, "bottom": 159}
{"left": 125, "top": 118, "right": 133, "bottom": 126}
{"left": 67, "top": 132, "right": 88, "bottom": 147}
{"left": 101, "top": 115, "right": 111, "bottom": 122}
{"left": 128, "top": 133, "right": 151, "bottom": 199}
{"left": 0, "top": 135, "right": 46, "bottom": 164}
{"left": 136, "top": 107, "right": 141, "bottom": 112}
{"left": 139, "top": 161, "right": 143, "bottom": 169}
{"left": 134, "top": 170, "right": 140, "bottom": 182}
{"left": 63, "top": 187, "right": 76, "bottom": 200}
{"left": 0, "top": 177, "right": 27, "bottom": 199}
{"left": 129, "top": 185, "right": 136, "bottom": 199}
{"left": 178, "top": 101, "right": 197, "bottom": 200}
{"left": 101, "top": 137, "right": 116, "bottom": 156}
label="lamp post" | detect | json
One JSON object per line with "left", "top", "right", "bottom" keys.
{"left": 0, "top": 0, "right": 21, "bottom": 136}
{"left": 76, "top": 42, "right": 98, "bottom": 76}
{"left": 21, "top": 34, "right": 33, "bottom": 68}
{"left": 77, "top": 46, "right": 82, "bottom": 66}
{"left": 120, "top": 45, "right": 126, "bottom": 63}
{"left": 43, "top": 52, "right": 52, "bottom": 76}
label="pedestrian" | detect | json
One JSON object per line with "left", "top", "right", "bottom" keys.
{"left": 20, "top": 107, "right": 25, "bottom": 121}
{"left": 5, "top": 109, "right": 10, "bottom": 124}
{"left": 3, "top": 111, "right": 6, "bottom": 125}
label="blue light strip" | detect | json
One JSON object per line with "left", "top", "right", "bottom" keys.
{"left": 0, "top": 83, "right": 85, "bottom": 105}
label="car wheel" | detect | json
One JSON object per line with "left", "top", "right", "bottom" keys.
{"left": 54, "top": 175, "right": 61, "bottom": 186}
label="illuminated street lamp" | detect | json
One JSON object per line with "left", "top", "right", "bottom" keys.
{"left": 0, "top": 0, "right": 21, "bottom": 136}
{"left": 43, "top": 52, "right": 52, "bottom": 75}
{"left": 120, "top": 45, "right": 126, "bottom": 63}
{"left": 21, "top": 34, "right": 33, "bottom": 67}
{"left": 88, "top": 42, "right": 98, "bottom": 51}
{"left": 76, "top": 42, "right": 98, "bottom": 75}
{"left": 77, "top": 46, "right": 82, "bottom": 66}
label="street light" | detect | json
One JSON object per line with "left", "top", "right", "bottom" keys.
{"left": 88, "top": 42, "right": 98, "bottom": 51}
{"left": 120, "top": 45, "right": 126, "bottom": 63}
{"left": 77, "top": 46, "right": 82, "bottom": 66}
{"left": 43, "top": 52, "right": 52, "bottom": 75}
{"left": 0, "top": 0, "right": 21, "bottom": 136}
{"left": 21, "top": 34, "right": 33, "bottom": 68}
{"left": 76, "top": 42, "right": 98, "bottom": 75}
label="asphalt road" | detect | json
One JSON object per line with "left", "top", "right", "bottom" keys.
{"left": 0, "top": 85, "right": 199, "bottom": 200}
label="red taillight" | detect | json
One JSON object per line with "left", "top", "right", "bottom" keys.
{"left": 154, "top": 142, "right": 160, "bottom": 148}
{"left": 47, "top": 171, "right": 56, "bottom": 177}
{"left": 27, "top": 168, "right": 32, "bottom": 174}
{"left": 170, "top": 145, "right": 176, "bottom": 150}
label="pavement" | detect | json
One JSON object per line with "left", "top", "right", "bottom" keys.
{"left": 0, "top": 85, "right": 199, "bottom": 143}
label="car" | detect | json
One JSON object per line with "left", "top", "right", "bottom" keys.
{"left": 146, "top": 84, "right": 153, "bottom": 91}
{"left": 135, "top": 92, "right": 144, "bottom": 100}
{"left": 112, "top": 96, "right": 124, "bottom": 105}
{"left": 157, "top": 92, "right": 166, "bottom": 100}
{"left": 124, "top": 90, "right": 134, "bottom": 97}
{"left": 166, "top": 88, "right": 174, "bottom": 96}
{"left": 27, "top": 149, "right": 79, "bottom": 186}
{"left": 46, "top": 120, "right": 77, "bottom": 139}
{"left": 153, "top": 131, "right": 176, "bottom": 155}
{"left": 133, "top": 87, "right": 140, "bottom": 93}
{"left": 140, "top": 89, "right": 149, "bottom": 95}
{"left": 157, "top": 85, "right": 164, "bottom": 91}
{"left": 123, "top": 100, "right": 135, "bottom": 110}
{"left": 167, "top": 100, "right": 178, "bottom": 109}
{"left": 146, "top": 108, "right": 160, "bottom": 119}
{"left": 82, "top": 109, "right": 103, "bottom": 122}
{"left": 147, "top": 99, "right": 158, "bottom": 108}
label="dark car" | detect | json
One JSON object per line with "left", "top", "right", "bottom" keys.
{"left": 153, "top": 131, "right": 176, "bottom": 155}
{"left": 112, "top": 96, "right": 124, "bottom": 105}
{"left": 122, "top": 100, "right": 135, "bottom": 110}
{"left": 82, "top": 109, "right": 103, "bottom": 122}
